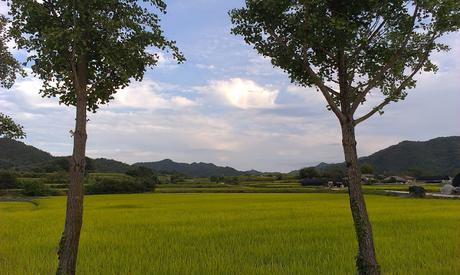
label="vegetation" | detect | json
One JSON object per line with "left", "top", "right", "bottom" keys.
{"left": 21, "top": 180, "right": 51, "bottom": 196}
{"left": 9, "top": 0, "right": 184, "bottom": 272}
{"left": 298, "top": 167, "right": 320, "bottom": 179}
{"left": 453, "top": 173, "right": 460, "bottom": 187}
{"left": 0, "top": 15, "right": 24, "bottom": 140}
{"left": 0, "top": 193, "right": 459, "bottom": 274}
{"left": 321, "top": 137, "right": 460, "bottom": 176}
{"left": 0, "top": 171, "right": 19, "bottom": 189}
{"left": 360, "top": 164, "right": 374, "bottom": 175}
{"left": 230, "top": 1, "right": 460, "bottom": 273}
{"left": 135, "top": 159, "right": 260, "bottom": 177}
{"left": 85, "top": 178, "right": 153, "bottom": 195}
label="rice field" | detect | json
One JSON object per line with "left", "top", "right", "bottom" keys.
{"left": 1, "top": 193, "right": 459, "bottom": 274}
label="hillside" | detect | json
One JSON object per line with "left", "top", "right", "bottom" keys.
{"left": 92, "top": 158, "right": 131, "bottom": 173}
{"left": 2, "top": 136, "right": 459, "bottom": 176}
{"left": 0, "top": 138, "right": 54, "bottom": 169}
{"left": 314, "top": 136, "right": 460, "bottom": 176}
{"left": 133, "top": 159, "right": 257, "bottom": 177}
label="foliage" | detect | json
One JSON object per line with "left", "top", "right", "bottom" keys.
{"left": 360, "top": 163, "right": 374, "bottom": 175}
{"left": 230, "top": 1, "right": 460, "bottom": 125}
{"left": 299, "top": 167, "right": 320, "bottom": 179}
{"left": 44, "top": 171, "right": 68, "bottom": 184}
{"left": 9, "top": 0, "right": 185, "bottom": 112}
{"left": 21, "top": 180, "right": 51, "bottom": 196}
{"left": 319, "top": 137, "right": 460, "bottom": 176}
{"left": 0, "top": 114, "right": 25, "bottom": 139}
{"left": 0, "top": 15, "right": 22, "bottom": 89}
{"left": 408, "top": 185, "right": 426, "bottom": 198}
{"left": 1, "top": 193, "right": 459, "bottom": 274}
{"left": 321, "top": 167, "right": 345, "bottom": 180}
{"left": 85, "top": 177, "right": 153, "bottom": 195}
{"left": 0, "top": 171, "right": 18, "bottom": 189}
{"left": 126, "top": 166, "right": 154, "bottom": 178}
{"left": 452, "top": 173, "right": 460, "bottom": 187}
{"left": 135, "top": 159, "right": 253, "bottom": 177}
{"left": 0, "top": 15, "right": 25, "bottom": 140}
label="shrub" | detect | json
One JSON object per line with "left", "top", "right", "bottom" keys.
{"left": 21, "top": 181, "right": 51, "bottom": 196}
{"left": 0, "top": 172, "right": 19, "bottom": 189}
{"left": 85, "top": 177, "right": 154, "bottom": 195}
{"left": 299, "top": 167, "right": 319, "bottom": 179}
{"left": 452, "top": 173, "right": 460, "bottom": 187}
{"left": 409, "top": 186, "right": 426, "bottom": 198}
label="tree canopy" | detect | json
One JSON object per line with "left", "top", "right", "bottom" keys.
{"left": 9, "top": 0, "right": 185, "bottom": 111}
{"left": 230, "top": 0, "right": 460, "bottom": 124}
{"left": 0, "top": 15, "right": 24, "bottom": 139}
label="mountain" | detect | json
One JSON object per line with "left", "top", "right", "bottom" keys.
{"left": 314, "top": 136, "right": 460, "bottom": 176}
{"left": 92, "top": 158, "right": 131, "bottom": 173}
{"left": 0, "top": 138, "right": 54, "bottom": 169}
{"left": 133, "top": 159, "right": 258, "bottom": 177}
{"left": 0, "top": 139, "right": 260, "bottom": 176}
{"left": 2, "top": 136, "right": 459, "bottom": 176}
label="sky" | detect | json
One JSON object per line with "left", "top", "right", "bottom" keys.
{"left": 0, "top": 1, "right": 459, "bottom": 172}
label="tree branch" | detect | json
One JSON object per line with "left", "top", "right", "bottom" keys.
{"left": 354, "top": 35, "right": 435, "bottom": 125}
{"left": 351, "top": 4, "right": 420, "bottom": 113}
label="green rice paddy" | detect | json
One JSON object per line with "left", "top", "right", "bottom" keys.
{"left": 1, "top": 193, "right": 459, "bottom": 274}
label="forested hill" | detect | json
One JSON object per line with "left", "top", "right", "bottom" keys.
{"left": 0, "top": 138, "right": 54, "bottom": 169}
{"left": 315, "top": 136, "right": 460, "bottom": 176}
{"left": 0, "top": 138, "right": 260, "bottom": 176}
{"left": 133, "top": 159, "right": 259, "bottom": 177}
{"left": 2, "top": 136, "right": 459, "bottom": 176}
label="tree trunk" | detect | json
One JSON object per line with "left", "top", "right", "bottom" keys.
{"left": 56, "top": 91, "right": 87, "bottom": 275}
{"left": 341, "top": 121, "right": 380, "bottom": 275}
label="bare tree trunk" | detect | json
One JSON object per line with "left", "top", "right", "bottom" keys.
{"left": 56, "top": 91, "right": 87, "bottom": 275}
{"left": 341, "top": 120, "right": 380, "bottom": 275}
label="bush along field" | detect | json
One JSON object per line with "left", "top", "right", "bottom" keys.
{"left": 0, "top": 193, "right": 459, "bottom": 275}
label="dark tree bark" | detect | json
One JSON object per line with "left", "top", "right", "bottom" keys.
{"left": 56, "top": 93, "right": 87, "bottom": 275}
{"left": 56, "top": 60, "right": 88, "bottom": 275}
{"left": 341, "top": 120, "right": 380, "bottom": 275}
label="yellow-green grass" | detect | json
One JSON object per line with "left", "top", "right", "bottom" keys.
{"left": 1, "top": 193, "right": 459, "bottom": 274}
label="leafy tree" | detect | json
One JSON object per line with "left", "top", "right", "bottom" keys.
{"left": 21, "top": 180, "right": 51, "bottom": 196}
{"left": 299, "top": 167, "right": 319, "bottom": 179}
{"left": 453, "top": 173, "right": 460, "bottom": 187}
{"left": 0, "top": 171, "right": 18, "bottom": 189}
{"left": 126, "top": 166, "right": 155, "bottom": 178}
{"left": 9, "top": 1, "right": 184, "bottom": 273}
{"left": 230, "top": 1, "right": 460, "bottom": 274}
{"left": 0, "top": 15, "right": 24, "bottom": 139}
{"left": 0, "top": 113, "right": 25, "bottom": 139}
{"left": 360, "top": 163, "right": 374, "bottom": 175}
{"left": 322, "top": 167, "right": 346, "bottom": 181}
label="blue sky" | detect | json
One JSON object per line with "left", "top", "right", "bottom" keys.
{"left": 1, "top": 1, "right": 459, "bottom": 172}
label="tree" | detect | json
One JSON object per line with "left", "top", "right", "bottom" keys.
{"left": 453, "top": 173, "right": 460, "bottom": 187}
{"left": 0, "top": 112, "right": 25, "bottom": 138}
{"left": 9, "top": 1, "right": 184, "bottom": 273}
{"left": 230, "top": 1, "right": 460, "bottom": 274}
{"left": 299, "top": 167, "right": 319, "bottom": 179}
{"left": 0, "top": 171, "right": 18, "bottom": 189}
{"left": 360, "top": 163, "right": 374, "bottom": 175}
{"left": 0, "top": 15, "right": 24, "bottom": 139}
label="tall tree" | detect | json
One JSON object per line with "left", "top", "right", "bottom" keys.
{"left": 0, "top": 14, "right": 24, "bottom": 139}
{"left": 230, "top": 1, "right": 460, "bottom": 274}
{"left": 9, "top": 1, "right": 184, "bottom": 274}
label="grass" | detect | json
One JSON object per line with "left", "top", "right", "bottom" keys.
{"left": 1, "top": 193, "right": 459, "bottom": 274}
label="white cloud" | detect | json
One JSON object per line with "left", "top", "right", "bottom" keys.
{"left": 197, "top": 78, "right": 279, "bottom": 109}
{"left": 112, "top": 80, "right": 197, "bottom": 109}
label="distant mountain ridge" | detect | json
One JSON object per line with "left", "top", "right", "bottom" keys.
{"left": 133, "top": 159, "right": 258, "bottom": 177}
{"left": 2, "top": 136, "right": 459, "bottom": 176}
{"left": 0, "top": 138, "right": 260, "bottom": 176}
{"left": 314, "top": 136, "right": 460, "bottom": 176}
